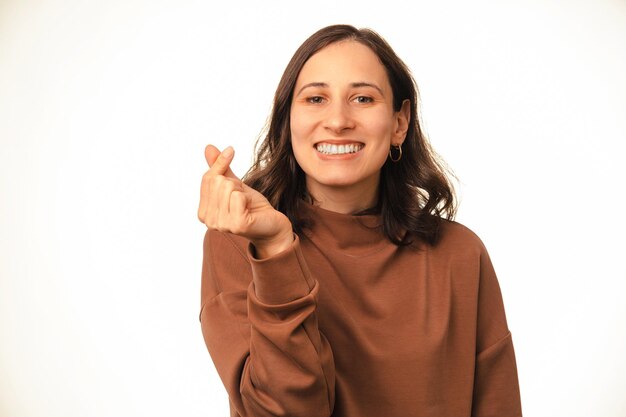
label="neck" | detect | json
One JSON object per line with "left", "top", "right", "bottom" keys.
{"left": 305, "top": 177, "right": 379, "bottom": 214}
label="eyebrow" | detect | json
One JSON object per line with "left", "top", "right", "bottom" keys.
{"left": 295, "top": 81, "right": 384, "bottom": 96}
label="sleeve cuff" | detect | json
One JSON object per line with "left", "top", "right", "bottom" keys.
{"left": 247, "top": 234, "right": 316, "bottom": 304}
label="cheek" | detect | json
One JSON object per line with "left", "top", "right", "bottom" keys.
{"left": 289, "top": 108, "right": 312, "bottom": 138}
{"left": 290, "top": 125, "right": 305, "bottom": 157}
{"left": 289, "top": 112, "right": 308, "bottom": 164}
{"left": 364, "top": 115, "right": 396, "bottom": 146}
{"left": 370, "top": 145, "right": 391, "bottom": 170}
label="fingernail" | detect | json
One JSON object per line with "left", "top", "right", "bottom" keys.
{"left": 222, "top": 146, "right": 234, "bottom": 158}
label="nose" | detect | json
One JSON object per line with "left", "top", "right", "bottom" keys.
{"left": 322, "top": 100, "right": 355, "bottom": 133}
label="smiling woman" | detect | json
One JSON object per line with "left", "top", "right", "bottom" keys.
{"left": 290, "top": 41, "right": 411, "bottom": 214}
{"left": 243, "top": 25, "right": 456, "bottom": 246}
{"left": 197, "top": 24, "right": 522, "bottom": 417}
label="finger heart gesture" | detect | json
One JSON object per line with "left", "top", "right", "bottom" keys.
{"left": 198, "top": 145, "right": 294, "bottom": 258}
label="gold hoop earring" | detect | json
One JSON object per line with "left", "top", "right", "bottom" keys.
{"left": 389, "top": 144, "right": 402, "bottom": 162}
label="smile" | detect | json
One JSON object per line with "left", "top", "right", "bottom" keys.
{"left": 315, "top": 142, "right": 364, "bottom": 155}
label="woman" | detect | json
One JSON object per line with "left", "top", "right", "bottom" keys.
{"left": 198, "top": 25, "right": 522, "bottom": 417}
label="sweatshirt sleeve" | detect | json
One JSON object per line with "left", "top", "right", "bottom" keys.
{"left": 471, "top": 246, "right": 523, "bottom": 417}
{"left": 199, "top": 229, "right": 335, "bottom": 417}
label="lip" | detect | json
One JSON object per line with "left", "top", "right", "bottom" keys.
{"left": 313, "top": 139, "right": 365, "bottom": 146}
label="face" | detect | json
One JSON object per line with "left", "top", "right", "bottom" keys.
{"left": 290, "top": 40, "right": 410, "bottom": 206}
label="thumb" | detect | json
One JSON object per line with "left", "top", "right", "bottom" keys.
{"left": 205, "top": 145, "right": 239, "bottom": 179}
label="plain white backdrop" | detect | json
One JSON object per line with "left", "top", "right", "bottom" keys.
{"left": 1, "top": 0, "right": 625, "bottom": 416}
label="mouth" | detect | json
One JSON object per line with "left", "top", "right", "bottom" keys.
{"left": 314, "top": 141, "right": 365, "bottom": 155}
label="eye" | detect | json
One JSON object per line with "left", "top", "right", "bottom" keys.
{"left": 306, "top": 96, "right": 325, "bottom": 104}
{"left": 353, "top": 96, "right": 373, "bottom": 104}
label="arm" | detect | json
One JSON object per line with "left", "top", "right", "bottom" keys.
{"left": 200, "top": 230, "right": 335, "bottom": 417}
{"left": 471, "top": 247, "right": 523, "bottom": 417}
{"left": 197, "top": 145, "right": 334, "bottom": 416}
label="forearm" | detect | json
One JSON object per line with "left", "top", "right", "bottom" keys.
{"left": 200, "top": 231, "right": 335, "bottom": 417}
{"left": 242, "top": 280, "right": 335, "bottom": 416}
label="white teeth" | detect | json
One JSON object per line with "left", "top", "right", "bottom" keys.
{"left": 315, "top": 143, "right": 363, "bottom": 155}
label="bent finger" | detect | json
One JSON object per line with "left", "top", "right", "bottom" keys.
{"left": 198, "top": 175, "right": 211, "bottom": 223}
{"left": 217, "top": 179, "right": 237, "bottom": 219}
{"left": 229, "top": 190, "right": 249, "bottom": 233}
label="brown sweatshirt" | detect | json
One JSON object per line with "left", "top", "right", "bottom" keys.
{"left": 200, "top": 201, "right": 522, "bottom": 417}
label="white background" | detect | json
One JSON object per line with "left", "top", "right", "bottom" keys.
{"left": 1, "top": 0, "right": 625, "bottom": 416}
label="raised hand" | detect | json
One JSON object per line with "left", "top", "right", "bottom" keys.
{"left": 198, "top": 145, "right": 294, "bottom": 258}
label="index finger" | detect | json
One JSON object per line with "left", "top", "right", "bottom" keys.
{"left": 205, "top": 145, "right": 237, "bottom": 178}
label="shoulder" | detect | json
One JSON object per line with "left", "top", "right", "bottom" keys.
{"left": 426, "top": 219, "right": 490, "bottom": 262}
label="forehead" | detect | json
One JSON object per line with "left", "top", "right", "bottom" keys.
{"left": 295, "top": 40, "right": 390, "bottom": 90}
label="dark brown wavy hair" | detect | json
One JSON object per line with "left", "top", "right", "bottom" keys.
{"left": 243, "top": 24, "right": 456, "bottom": 245}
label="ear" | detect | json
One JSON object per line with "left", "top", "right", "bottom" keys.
{"left": 393, "top": 99, "right": 411, "bottom": 145}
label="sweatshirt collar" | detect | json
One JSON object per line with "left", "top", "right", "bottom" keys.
{"left": 298, "top": 199, "right": 388, "bottom": 254}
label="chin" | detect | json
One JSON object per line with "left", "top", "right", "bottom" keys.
{"left": 314, "top": 177, "right": 356, "bottom": 187}
{"left": 311, "top": 173, "right": 372, "bottom": 189}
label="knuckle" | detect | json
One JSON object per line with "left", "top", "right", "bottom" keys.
{"left": 231, "top": 192, "right": 244, "bottom": 207}
{"left": 207, "top": 175, "right": 221, "bottom": 190}
{"left": 229, "top": 221, "right": 244, "bottom": 235}
{"left": 204, "top": 213, "right": 218, "bottom": 228}
{"left": 224, "top": 180, "right": 236, "bottom": 193}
